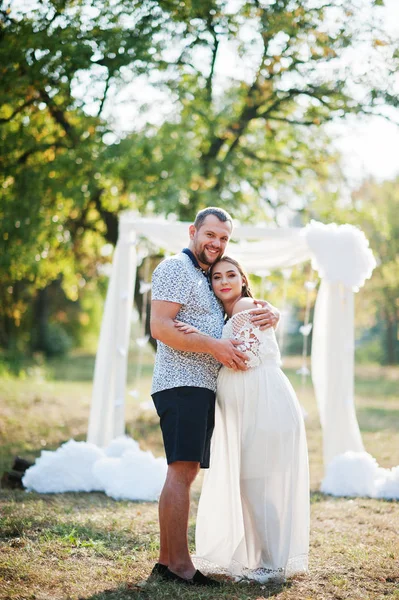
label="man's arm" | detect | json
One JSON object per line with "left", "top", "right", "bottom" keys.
{"left": 150, "top": 300, "right": 249, "bottom": 370}
{"left": 249, "top": 300, "right": 280, "bottom": 330}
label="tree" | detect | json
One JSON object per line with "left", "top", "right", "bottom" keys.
{"left": 1, "top": 0, "right": 398, "bottom": 353}
{"left": 0, "top": 0, "right": 164, "bottom": 350}
{"left": 109, "top": 0, "right": 398, "bottom": 220}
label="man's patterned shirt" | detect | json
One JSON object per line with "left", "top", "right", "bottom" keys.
{"left": 151, "top": 251, "right": 224, "bottom": 395}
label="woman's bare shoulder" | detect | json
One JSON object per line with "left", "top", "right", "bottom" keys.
{"left": 232, "top": 297, "right": 262, "bottom": 316}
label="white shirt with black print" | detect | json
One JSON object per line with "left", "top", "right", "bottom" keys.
{"left": 151, "top": 251, "right": 224, "bottom": 394}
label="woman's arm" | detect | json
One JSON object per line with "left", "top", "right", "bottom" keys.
{"left": 173, "top": 320, "right": 204, "bottom": 335}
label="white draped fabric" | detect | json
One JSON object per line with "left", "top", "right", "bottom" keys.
{"left": 229, "top": 235, "right": 311, "bottom": 270}
{"left": 87, "top": 222, "right": 137, "bottom": 446}
{"left": 311, "top": 281, "right": 364, "bottom": 466}
{"left": 304, "top": 221, "right": 376, "bottom": 467}
{"left": 87, "top": 213, "right": 375, "bottom": 479}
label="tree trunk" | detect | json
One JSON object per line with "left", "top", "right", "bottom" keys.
{"left": 32, "top": 287, "right": 49, "bottom": 352}
{"left": 0, "top": 281, "right": 25, "bottom": 351}
{"left": 0, "top": 309, "right": 12, "bottom": 349}
{"left": 384, "top": 309, "right": 398, "bottom": 365}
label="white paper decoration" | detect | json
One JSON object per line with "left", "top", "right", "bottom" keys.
{"left": 321, "top": 451, "right": 399, "bottom": 499}
{"left": 303, "top": 220, "right": 376, "bottom": 291}
{"left": 299, "top": 323, "right": 313, "bottom": 337}
{"left": 22, "top": 440, "right": 104, "bottom": 493}
{"left": 22, "top": 436, "right": 167, "bottom": 501}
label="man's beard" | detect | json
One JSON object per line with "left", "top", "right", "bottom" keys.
{"left": 196, "top": 246, "right": 223, "bottom": 266}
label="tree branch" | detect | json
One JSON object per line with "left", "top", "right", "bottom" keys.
{"left": 0, "top": 98, "right": 38, "bottom": 125}
{"left": 92, "top": 189, "right": 119, "bottom": 245}
{"left": 15, "top": 142, "right": 67, "bottom": 165}
{"left": 256, "top": 86, "right": 343, "bottom": 122}
{"left": 268, "top": 116, "right": 330, "bottom": 126}
{"left": 241, "top": 148, "right": 296, "bottom": 167}
{"left": 212, "top": 6, "right": 276, "bottom": 164}
{"left": 96, "top": 72, "right": 112, "bottom": 117}
{"left": 38, "top": 88, "right": 78, "bottom": 143}
{"left": 205, "top": 16, "right": 219, "bottom": 105}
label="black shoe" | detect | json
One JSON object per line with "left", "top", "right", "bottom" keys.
{"left": 149, "top": 563, "right": 169, "bottom": 580}
{"left": 12, "top": 457, "right": 34, "bottom": 473}
{"left": 165, "top": 568, "right": 221, "bottom": 587}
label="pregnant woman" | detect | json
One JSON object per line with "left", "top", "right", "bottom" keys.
{"left": 176, "top": 256, "right": 309, "bottom": 583}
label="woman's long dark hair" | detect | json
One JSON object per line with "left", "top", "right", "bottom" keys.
{"left": 210, "top": 256, "right": 254, "bottom": 299}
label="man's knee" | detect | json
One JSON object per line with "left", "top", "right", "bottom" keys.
{"left": 168, "top": 461, "right": 200, "bottom": 485}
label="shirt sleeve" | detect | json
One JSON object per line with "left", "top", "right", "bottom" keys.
{"left": 151, "top": 258, "right": 193, "bottom": 305}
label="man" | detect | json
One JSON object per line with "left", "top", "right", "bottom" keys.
{"left": 150, "top": 207, "right": 279, "bottom": 587}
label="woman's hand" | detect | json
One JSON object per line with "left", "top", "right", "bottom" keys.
{"left": 174, "top": 320, "right": 201, "bottom": 335}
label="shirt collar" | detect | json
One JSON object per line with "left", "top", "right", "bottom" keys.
{"left": 182, "top": 248, "right": 209, "bottom": 276}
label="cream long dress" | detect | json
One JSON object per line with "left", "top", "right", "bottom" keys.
{"left": 195, "top": 310, "right": 309, "bottom": 582}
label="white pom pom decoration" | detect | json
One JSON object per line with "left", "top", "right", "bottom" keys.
{"left": 321, "top": 451, "right": 399, "bottom": 499}
{"left": 22, "top": 440, "right": 105, "bottom": 493}
{"left": 303, "top": 220, "right": 376, "bottom": 291}
{"left": 22, "top": 435, "right": 167, "bottom": 501}
{"left": 94, "top": 450, "right": 167, "bottom": 501}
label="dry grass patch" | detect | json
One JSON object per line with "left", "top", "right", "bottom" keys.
{"left": 1, "top": 490, "right": 398, "bottom": 600}
{"left": 0, "top": 354, "right": 398, "bottom": 599}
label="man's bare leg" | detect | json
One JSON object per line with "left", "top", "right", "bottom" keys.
{"left": 158, "top": 461, "right": 200, "bottom": 578}
{"left": 157, "top": 484, "right": 169, "bottom": 566}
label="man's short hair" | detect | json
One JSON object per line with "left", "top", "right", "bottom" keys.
{"left": 194, "top": 207, "right": 233, "bottom": 230}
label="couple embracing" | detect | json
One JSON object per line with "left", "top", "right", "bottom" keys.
{"left": 149, "top": 207, "right": 309, "bottom": 587}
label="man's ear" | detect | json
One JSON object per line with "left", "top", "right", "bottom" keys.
{"left": 188, "top": 224, "right": 196, "bottom": 240}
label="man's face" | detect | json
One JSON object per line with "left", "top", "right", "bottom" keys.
{"left": 189, "top": 215, "right": 232, "bottom": 268}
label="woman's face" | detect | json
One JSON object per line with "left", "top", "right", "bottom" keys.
{"left": 211, "top": 261, "right": 245, "bottom": 303}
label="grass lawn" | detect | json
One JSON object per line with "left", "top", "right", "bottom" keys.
{"left": 0, "top": 350, "right": 398, "bottom": 600}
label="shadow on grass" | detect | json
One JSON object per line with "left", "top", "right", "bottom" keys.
{"left": 1, "top": 520, "right": 147, "bottom": 554}
{"left": 82, "top": 577, "right": 292, "bottom": 600}
{"left": 357, "top": 406, "right": 399, "bottom": 432}
{"left": 0, "top": 489, "right": 153, "bottom": 510}
{"left": 0, "top": 490, "right": 156, "bottom": 550}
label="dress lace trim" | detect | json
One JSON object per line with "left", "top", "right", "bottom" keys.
{"left": 193, "top": 553, "right": 308, "bottom": 583}
{"left": 223, "top": 309, "right": 281, "bottom": 368}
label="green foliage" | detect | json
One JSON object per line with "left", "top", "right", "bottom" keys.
{"left": 355, "top": 336, "right": 384, "bottom": 365}
{"left": 1, "top": 0, "right": 398, "bottom": 356}
{"left": 61, "top": 281, "right": 107, "bottom": 351}
{"left": 0, "top": 0, "right": 163, "bottom": 349}
{"left": 34, "top": 322, "right": 73, "bottom": 357}
{"left": 133, "top": 0, "right": 397, "bottom": 219}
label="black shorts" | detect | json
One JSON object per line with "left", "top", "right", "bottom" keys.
{"left": 152, "top": 386, "right": 216, "bottom": 469}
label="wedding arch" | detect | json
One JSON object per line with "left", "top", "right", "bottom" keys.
{"left": 87, "top": 212, "right": 376, "bottom": 472}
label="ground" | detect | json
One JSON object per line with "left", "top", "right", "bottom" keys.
{"left": 0, "top": 351, "right": 398, "bottom": 600}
